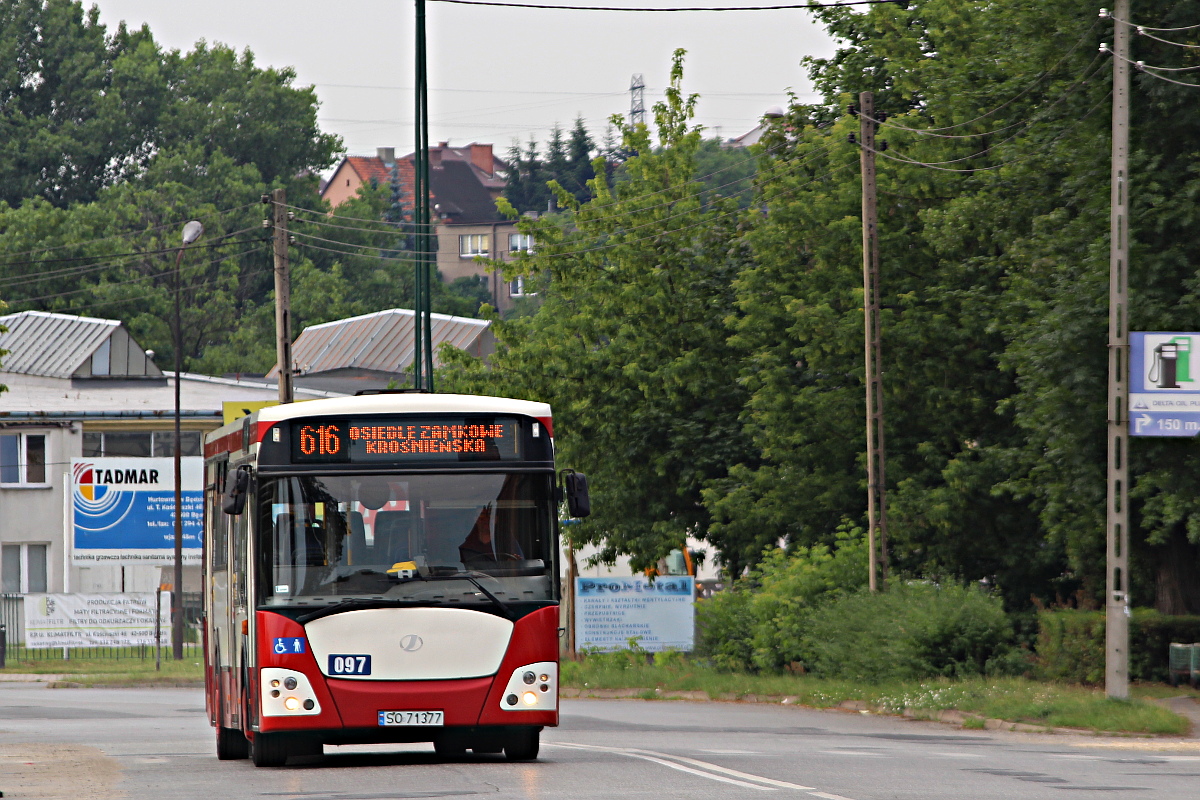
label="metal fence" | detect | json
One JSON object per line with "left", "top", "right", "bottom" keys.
{"left": 1, "top": 592, "right": 203, "bottom": 665}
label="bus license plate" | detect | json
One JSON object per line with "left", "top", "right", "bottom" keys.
{"left": 378, "top": 710, "right": 444, "bottom": 727}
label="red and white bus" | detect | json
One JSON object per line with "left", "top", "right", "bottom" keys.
{"left": 202, "top": 393, "right": 588, "bottom": 767}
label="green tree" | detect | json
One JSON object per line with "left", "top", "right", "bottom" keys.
{"left": 0, "top": 1, "right": 341, "bottom": 373}
{"left": 0, "top": 1, "right": 338, "bottom": 210}
{"left": 443, "top": 51, "right": 754, "bottom": 572}
{"left": 564, "top": 115, "right": 597, "bottom": 204}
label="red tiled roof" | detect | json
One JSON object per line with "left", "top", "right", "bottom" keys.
{"left": 325, "top": 144, "right": 509, "bottom": 223}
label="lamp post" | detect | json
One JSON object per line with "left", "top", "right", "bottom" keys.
{"left": 173, "top": 220, "right": 203, "bottom": 660}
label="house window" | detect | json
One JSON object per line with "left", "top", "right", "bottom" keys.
{"left": 82, "top": 431, "right": 201, "bottom": 458}
{"left": 509, "top": 276, "right": 533, "bottom": 297}
{"left": 1, "top": 543, "right": 48, "bottom": 593}
{"left": 459, "top": 234, "right": 489, "bottom": 257}
{"left": 0, "top": 433, "right": 47, "bottom": 485}
{"left": 508, "top": 233, "right": 534, "bottom": 254}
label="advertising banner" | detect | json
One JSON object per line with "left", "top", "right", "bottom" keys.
{"left": 71, "top": 457, "right": 203, "bottom": 565}
{"left": 575, "top": 576, "right": 695, "bottom": 652}
{"left": 22, "top": 593, "right": 171, "bottom": 648}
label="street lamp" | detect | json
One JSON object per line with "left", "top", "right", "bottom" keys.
{"left": 173, "top": 220, "right": 203, "bottom": 660}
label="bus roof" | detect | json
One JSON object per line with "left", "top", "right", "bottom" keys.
{"left": 204, "top": 393, "right": 553, "bottom": 457}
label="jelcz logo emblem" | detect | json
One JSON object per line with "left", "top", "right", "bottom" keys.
{"left": 399, "top": 634, "right": 423, "bottom": 652}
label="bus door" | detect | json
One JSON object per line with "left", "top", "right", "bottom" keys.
{"left": 206, "top": 460, "right": 234, "bottom": 727}
{"left": 231, "top": 479, "right": 251, "bottom": 729}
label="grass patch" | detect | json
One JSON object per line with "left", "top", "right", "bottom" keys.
{"left": 561, "top": 658, "right": 1189, "bottom": 735}
{"left": 2, "top": 650, "right": 204, "bottom": 685}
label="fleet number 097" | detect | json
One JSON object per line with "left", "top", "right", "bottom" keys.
{"left": 328, "top": 654, "right": 371, "bottom": 675}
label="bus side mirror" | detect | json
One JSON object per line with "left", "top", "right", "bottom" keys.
{"left": 562, "top": 470, "right": 591, "bottom": 518}
{"left": 223, "top": 466, "right": 250, "bottom": 515}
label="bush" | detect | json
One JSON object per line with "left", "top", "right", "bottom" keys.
{"left": 1035, "top": 609, "right": 1200, "bottom": 684}
{"left": 694, "top": 522, "right": 868, "bottom": 672}
{"left": 800, "top": 583, "right": 1017, "bottom": 682}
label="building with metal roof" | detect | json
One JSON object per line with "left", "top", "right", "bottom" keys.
{"left": 0, "top": 310, "right": 342, "bottom": 605}
{"left": 267, "top": 308, "right": 495, "bottom": 394}
{"left": 0, "top": 309, "right": 159, "bottom": 380}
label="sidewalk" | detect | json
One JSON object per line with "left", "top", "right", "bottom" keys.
{"left": 0, "top": 673, "right": 67, "bottom": 682}
{"left": 1154, "top": 695, "right": 1200, "bottom": 739}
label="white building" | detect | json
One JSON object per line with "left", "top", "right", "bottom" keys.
{"left": 0, "top": 311, "right": 340, "bottom": 597}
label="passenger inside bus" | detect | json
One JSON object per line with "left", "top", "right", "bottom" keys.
{"left": 458, "top": 504, "right": 523, "bottom": 566}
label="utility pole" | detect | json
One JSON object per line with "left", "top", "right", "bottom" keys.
{"left": 271, "top": 188, "right": 294, "bottom": 404}
{"left": 414, "top": 0, "right": 434, "bottom": 392}
{"left": 858, "top": 91, "right": 888, "bottom": 592}
{"left": 1105, "top": 0, "right": 1132, "bottom": 700}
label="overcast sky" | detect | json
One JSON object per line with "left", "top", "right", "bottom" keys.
{"left": 88, "top": 1, "right": 839, "bottom": 163}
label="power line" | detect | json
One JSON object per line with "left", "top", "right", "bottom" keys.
{"left": 857, "top": 59, "right": 1107, "bottom": 168}
{"left": 862, "top": 90, "right": 1112, "bottom": 174}
{"left": 863, "top": 50, "right": 1106, "bottom": 140}
{"left": 1102, "top": 45, "right": 1200, "bottom": 84}
{"left": 11, "top": 258, "right": 274, "bottom": 319}
{"left": 1134, "top": 28, "right": 1200, "bottom": 49}
{"left": 8, "top": 243, "right": 268, "bottom": 308}
{"left": 860, "top": 19, "right": 1101, "bottom": 136}
{"left": 0, "top": 230, "right": 266, "bottom": 288}
{"left": 0, "top": 202, "right": 260, "bottom": 262}
{"left": 1105, "top": 12, "right": 1200, "bottom": 33}
{"left": 1133, "top": 67, "right": 1200, "bottom": 88}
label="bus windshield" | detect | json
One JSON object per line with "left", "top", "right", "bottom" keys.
{"left": 255, "top": 472, "right": 556, "bottom": 609}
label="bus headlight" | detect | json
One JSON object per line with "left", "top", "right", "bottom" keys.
{"left": 500, "top": 662, "right": 557, "bottom": 712}
{"left": 261, "top": 667, "right": 321, "bottom": 717}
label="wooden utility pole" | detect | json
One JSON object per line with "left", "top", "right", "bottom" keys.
{"left": 859, "top": 91, "right": 888, "bottom": 592}
{"left": 272, "top": 188, "right": 294, "bottom": 404}
{"left": 1106, "top": 0, "right": 1132, "bottom": 700}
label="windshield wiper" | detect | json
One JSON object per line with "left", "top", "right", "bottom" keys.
{"left": 418, "top": 569, "right": 516, "bottom": 621}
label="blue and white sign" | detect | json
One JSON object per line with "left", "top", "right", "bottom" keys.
{"left": 575, "top": 576, "right": 695, "bottom": 652}
{"left": 273, "top": 637, "right": 307, "bottom": 655}
{"left": 1130, "top": 332, "right": 1200, "bottom": 436}
{"left": 71, "top": 457, "right": 203, "bottom": 565}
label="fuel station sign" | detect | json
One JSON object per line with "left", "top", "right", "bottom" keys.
{"left": 1130, "top": 332, "right": 1200, "bottom": 436}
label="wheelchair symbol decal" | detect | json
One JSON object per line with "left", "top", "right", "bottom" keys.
{"left": 273, "top": 637, "right": 306, "bottom": 655}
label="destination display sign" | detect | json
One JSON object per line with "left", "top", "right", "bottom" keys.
{"left": 290, "top": 417, "right": 523, "bottom": 463}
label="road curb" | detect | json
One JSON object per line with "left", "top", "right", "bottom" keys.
{"left": 560, "top": 686, "right": 1187, "bottom": 739}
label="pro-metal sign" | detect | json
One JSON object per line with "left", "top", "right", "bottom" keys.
{"left": 1130, "top": 332, "right": 1200, "bottom": 436}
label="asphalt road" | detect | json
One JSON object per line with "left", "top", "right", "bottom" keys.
{"left": 1, "top": 683, "right": 1198, "bottom": 799}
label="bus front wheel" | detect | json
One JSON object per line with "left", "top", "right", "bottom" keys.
{"left": 251, "top": 733, "right": 288, "bottom": 767}
{"left": 504, "top": 729, "right": 540, "bottom": 761}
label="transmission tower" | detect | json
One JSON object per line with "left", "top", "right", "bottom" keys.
{"left": 630, "top": 73, "right": 646, "bottom": 127}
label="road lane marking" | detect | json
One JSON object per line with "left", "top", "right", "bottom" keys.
{"left": 549, "top": 741, "right": 861, "bottom": 798}
{"left": 550, "top": 743, "right": 773, "bottom": 790}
